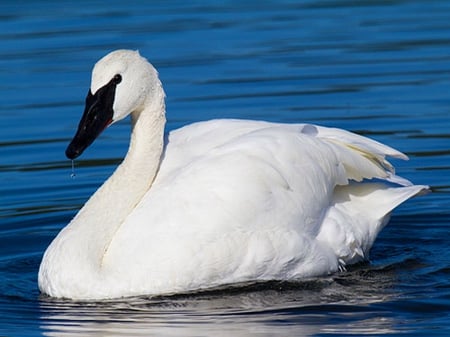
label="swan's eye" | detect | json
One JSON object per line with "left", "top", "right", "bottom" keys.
{"left": 113, "top": 74, "right": 122, "bottom": 84}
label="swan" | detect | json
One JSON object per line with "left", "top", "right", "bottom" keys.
{"left": 38, "top": 50, "right": 428, "bottom": 300}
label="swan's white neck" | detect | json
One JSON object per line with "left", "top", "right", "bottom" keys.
{"left": 39, "top": 86, "right": 166, "bottom": 296}
{"left": 92, "top": 100, "right": 166, "bottom": 264}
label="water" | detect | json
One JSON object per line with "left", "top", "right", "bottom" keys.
{"left": 1, "top": 0, "right": 449, "bottom": 335}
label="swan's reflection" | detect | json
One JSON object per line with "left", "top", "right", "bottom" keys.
{"left": 40, "top": 272, "right": 400, "bottom": 336}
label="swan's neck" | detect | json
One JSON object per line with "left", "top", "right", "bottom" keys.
{"left": 45, "top": 93, "right": 166, "bottom": 277}
{"left": 89, "top": 102, "right": 166, "bottom": 257}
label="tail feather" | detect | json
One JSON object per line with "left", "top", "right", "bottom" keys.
{"left": 303, "top": 124, "right": 429, "bottom": 265}
{"left": 317, "top": 183, "right": 428, "bottom": 265}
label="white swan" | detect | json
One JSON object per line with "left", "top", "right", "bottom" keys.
{"left": 38, "top": 50, "right": 428, "bottom": 300}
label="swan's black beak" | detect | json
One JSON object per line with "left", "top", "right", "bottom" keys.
{"left": 66, "top": 76, "right": 120, "bottom": 160}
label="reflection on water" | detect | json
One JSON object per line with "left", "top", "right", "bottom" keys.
{"left": 40, "top": 269, "right": 399, "bottom": 336}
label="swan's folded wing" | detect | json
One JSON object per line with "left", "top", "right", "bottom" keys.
{"left": 297, "top": 124, "right": 410, "bottom": 183}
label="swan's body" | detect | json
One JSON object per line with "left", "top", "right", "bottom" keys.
{"left": 38, "top": 50, "right": 428, "bottom": 300}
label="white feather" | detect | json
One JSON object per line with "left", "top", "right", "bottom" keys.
{"left": 38, "top": 50, "right": 428, "bottom": 300}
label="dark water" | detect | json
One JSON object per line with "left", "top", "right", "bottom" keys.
{"left": 1, "top": 0, "right": 449, "bottom": 335}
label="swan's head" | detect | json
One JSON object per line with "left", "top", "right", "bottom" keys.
{"left": 66, "top": 50, "right": 161, "bottom": 159}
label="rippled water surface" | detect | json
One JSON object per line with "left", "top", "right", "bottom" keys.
{"left": 1, "top": 1, "right": 449, "bottom": 336}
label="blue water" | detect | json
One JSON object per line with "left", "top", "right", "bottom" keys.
{"left": 1, "top": 0, "right": 449, "bottom": 335}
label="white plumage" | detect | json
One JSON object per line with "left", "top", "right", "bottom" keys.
{"left": 38, "top": 50, "right": 427, "bottom": 300}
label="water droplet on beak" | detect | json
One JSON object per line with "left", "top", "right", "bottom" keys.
{"left": 70, "top": 160, "right": 76, "bottom": 179}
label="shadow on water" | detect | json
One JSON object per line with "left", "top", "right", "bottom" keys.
{"left": 39, "top": 265, "right": 401, "bottom": 336}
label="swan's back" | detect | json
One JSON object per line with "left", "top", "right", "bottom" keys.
{"left": 101, "top": 119, "right": 426, "bottom": 295}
